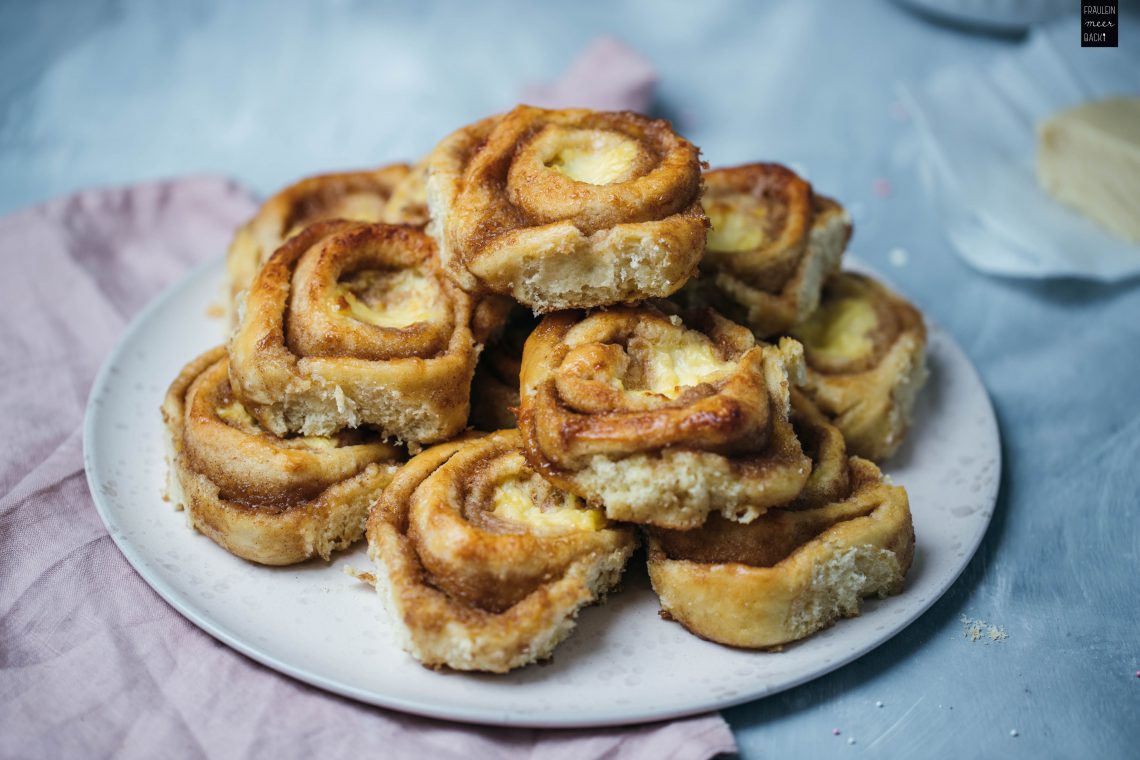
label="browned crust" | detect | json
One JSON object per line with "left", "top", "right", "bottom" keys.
{"left": 441, "top": 107, "right": 702, "bottom": 262}
{"left": 426, "top": 106, "right": 707, "bottom": 308}
{"left": 162, "top": 347, "right": 402, "bottom": 565}
{"left": 226, "top": 164, "right": 413, "bottom": 312}
{"left": 790, "top": 272, "right": 929, "bottom": 461}
{"left": 701, "top": 162, "right": 813, "bottom": 289}
{"left": 681, "top": 162, "right": 853, "bottom": 337}
{"left": 227, "top": 220, "right": 483, "bottom": 441}
{"left": 366, "top": 430, "right": 637, "bottom": 672}
{"left": 520, "top": 307, "right": 780, "bottom": 467}
{"left": 516, "top": 305, "right": 811, "bottom": 525}
{"left": 645, "top": 457, "right": 915, "bottom": 649}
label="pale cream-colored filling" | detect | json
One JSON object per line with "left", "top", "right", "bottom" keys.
{"left": 626, "top": 329, "right": 735, "bottom": 399}
{"left": 791, "top": 297, "right": 877, "bottom": 363}
{"left": 489, "top": 478, "right": 604, "bottom": 533}
{"left": 547, "top": 133, "right": 641, "bottom": 185}
{"left": 335, "top": 269, "right": 446, "bottom": 328}
{"left": 704, "top": 194, "right": 769, "bottom": 252}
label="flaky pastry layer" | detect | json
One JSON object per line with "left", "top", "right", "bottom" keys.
{"left": 366, "top": 430, "right": 637, "bottom": 673}
{"left": 681, "top": 163, "right": 852, "bottom": 336}
{"left": 790, "top": 272, "right": 928, "bottom": 460}
{"left": 226, "top": 164, "right": 419, "bottom": 322}
{"left": 228, "top": 220, "right": 485, "bottom": 442}
{"left": 426, "top": 105, "right": 707, "bottom": 311}
{"left": 647, "top": 454, "right": 914, "bottom": 649}
{"left": 519, "top": 305, "right": 812, "bottom": 529}
{"left": 162, "top": 347, "right": 402, "bottom": 565}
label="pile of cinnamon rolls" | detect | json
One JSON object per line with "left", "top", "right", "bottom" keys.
{"left": 163, "top": 105, "right": 928, "bottom": 673}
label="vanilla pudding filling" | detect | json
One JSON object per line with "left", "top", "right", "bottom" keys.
{"left": 334, "top": 268, "right": 447, "bottom": 328}
{"left": 545, "top": 129, "right": 645, "bottom": 185}
{"left": 704, "top": 193, "right": 771, "bottom": 253}
{"left": 791, "top": 296, "right": 877, "bottom": 365}
{"left": 488, "top": 474, "right": 604, "bottom": 534}
{"left": 617, "top": 328, "right": 735, "bottom": 400}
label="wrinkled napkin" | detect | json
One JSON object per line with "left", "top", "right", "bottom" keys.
{"left": 0, "top": 177, "right": 736, "bottom": 758}
{"left": 902, "top": 16, "right": 1140, "bottom": 281}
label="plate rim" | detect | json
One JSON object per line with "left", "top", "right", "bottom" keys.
{"left": 83, "top": 254, "right": 1002, "bottom": 728}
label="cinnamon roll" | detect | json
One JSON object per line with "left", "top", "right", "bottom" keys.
{"left": 226, "top": 164, "right": 419, "bottom": 318}
{"left": 789, "top": 272, "right": 928, "bottom": 461}
{"left": 681, "top": 163, "right": 852, "bottom": 337}
{"left": 468, "top": 308, "right": 537, "bottom": 432}
{"left": 518, "top": 305, "right": 812, "bottom": 529}
{"left": 382, "top": 159, "right": 431, "bottom": 228}
{"left": 228, "top": 220, "right": 482, "bottom": 443}
{"left": 366, "top": 430, "right": 637, "bottom": 673}
{"left": 646, "top": 398, "right": 915, "bottom": 649}
{"left": 162, "top": 347, "right": 403, "bottom": 565}
{"left": 426, "top": 105, "right": 707, "bottom": 312}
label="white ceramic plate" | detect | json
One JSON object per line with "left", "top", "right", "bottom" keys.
{"left": 83, "top": 256, "right": 1000, "bottom": 728}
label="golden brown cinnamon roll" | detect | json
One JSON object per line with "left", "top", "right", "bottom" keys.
{"left": 226, "top": 165, "right": 419, "bottom": 318}
{"left": 426, "top": 105, "right": 707, "bottom": 312}
{"left": 518, "top": 305, "right": 812, "bottom": 529}
{"left": 228, "top": 220, "right": 482, "bottom": 443}
{"left": 646, "top": 399, "right": 914, "bottom": 649}
{"left": 366, "top": 430, "right": 637, "bottom": 673}
{"left": 680, "top": 163, "right": 852, "bottom": 337}
{"left": 382, "top": 159, "right": 431, "bottom": 228}
{"left": 789, "top": 272, "right": 928, "bottom": 461}
{"left": 162, "top": 347, "right": 403, "bottom": 565}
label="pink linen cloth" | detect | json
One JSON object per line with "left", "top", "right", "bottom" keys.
{"left": 521, "top": 37, "right": 658, "bottom": 114}
{"left": 0, "top": 177, "right": 736, "bottom": 759}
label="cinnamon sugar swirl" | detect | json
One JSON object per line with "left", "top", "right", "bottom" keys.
{"left": 426, "top": 106, "right": 707, "bottom": 311}
{"left": 366, "top": 430, "right": 637, "bottom": 672}
{"left": 162, "top": 347, "right": 402, "bottom": 565}
{"left": 518, "top": 305, "right": 811, "bottom": 529}
{"left": 226, "top": 165, "right": 418, "bottom": 318}
{"left": 228, "top": 221, "right": 483, "bottom": 443}
{"left": 682, "top": 163, "right": 852, "bottom": 336}
{"left": 790, "top": 272, "right": 928, "bottom": 460}
{"left": 646, "top": 397, "right": 914, "bottom": 648}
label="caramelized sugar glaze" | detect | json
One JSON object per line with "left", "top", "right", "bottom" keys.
{"left": 519, "top": 304, "right": 812, "bottom": 529}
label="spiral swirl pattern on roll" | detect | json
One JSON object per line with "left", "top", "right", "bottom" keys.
{"left": 646, "top": 396, "right": 914, "bottom": 649}
{"left": 519, "top": 304, "right": 812, "bottom": 529}
{"left": 426, "top": 106, "right": 707, "bottom": 312}
{"left": 367, "top": 430, "right": 637, "bottom": 673}
{"left": 228, "top": 220, "right": 484, "bottom": 442}
{"left": 680, "top": 163, "right": 852, "bottom": 336}
{"left": 162, "top": 347, "right": 403, "bottom": 565}
{"left": 226, "top": 164, "right": 421, "bottom": 319}
{"left": 789, "top": 272, "right": 928, "bottom": 460}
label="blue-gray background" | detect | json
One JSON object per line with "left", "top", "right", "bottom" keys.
{"left": 3, "top": 1, "right": 1137, "bottom": 757}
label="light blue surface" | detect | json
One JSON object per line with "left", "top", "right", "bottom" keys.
{"left": 4, "top": 1, "right": 1138, "bottom": 756}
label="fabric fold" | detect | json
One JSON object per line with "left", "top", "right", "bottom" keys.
{"left": 0, "top": 177, "right": 735, "bottom": 759}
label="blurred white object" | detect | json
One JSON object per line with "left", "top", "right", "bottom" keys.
{"left": 895, "top": 0, "right": 1070, "bottom": 32}
{"left": 902, "top": 17, "right": 1140, "bottom": 281}
{"left": 1038, "top": 98, "right": 1140, "bottom": 244}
